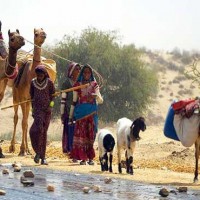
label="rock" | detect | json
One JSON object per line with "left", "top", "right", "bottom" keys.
{"left": 159, "top": 188, "right": 169, "bottom": 197}
{"left": 20, "top": 176, "right": 27, "bottom": 183}
{"left": 47, "top": 184, "right": 55, "bottom": 192}
{"left": 170, "top": 190, "right": 177, "bottom": 195}
{"left": 161, "top": 166, "right": 168, "bottom": 170}
{"left": 12, "top": 163, "right": 22, "bottom": 168}
{"left": 177, "top": 186, "right": 187, "bottom": 193}
{"left": 22, "top": 180, "right": 34, "bottom": 187}
{"left": 23, "top": 170, "right": 34, "bottom": 178}
{"left": 2, "top": 168, "right": 9, "bottom": 174}
{"left": 104, "top": 177, "right": 112, "bottom": 184}
{"left": 83, "top": 186, "right": 90, "bottom": 193}
{"left": 93, "top": 185, "right": 102, "bottom": 192}
{"left": 0, "top": 189, "right": 6, "bottom": 195}
{"left": 14, "top": 166, "right": 21, "bottom": 172}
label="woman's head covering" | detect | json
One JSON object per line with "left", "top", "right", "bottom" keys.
{"left": 67, "top": 62, "right": 80, "bottom": 78}
{"left": 77, "top": 64, "right": 95, "bottom": 82}
{"left": 35, "top": 65, "right": 49, "bottom": 78}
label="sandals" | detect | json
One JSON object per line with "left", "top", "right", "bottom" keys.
{"left": 80, "top": 160, "right": 86, "bottom": 165}
{"left": 80, "top": 160, "right": 95, "bottom": 165}
{"left": 34, "top": 154, "right": 40, "bottom": 164}
{"left": 87, "top": 160, "right": 94, "bottom": 165}
{"left": 41, "top": 159, "right": 48, "bottom": 165}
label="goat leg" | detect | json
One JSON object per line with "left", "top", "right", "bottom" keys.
{"left": 126, "top": 150, "right": 130, "bottom": 173}
{"left": 99, "top": 157, "right": 105, "bottom": 171}
{"left": 117, "top": 146, "right": 122, "bottom": 173}
{"left": 109, "top": 153, "right": 113, "bottom": 172}
{"left": 104, "top": 153, "right": 108, "bottom": 171}
{"left": 129, "top": 156, "right": 134, "bottom": 175}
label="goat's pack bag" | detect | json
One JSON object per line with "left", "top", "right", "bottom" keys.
{"left": 164, "top": 104, "right": 180, "bottom": 141}
{"left": 173, "top": 114, "right": 200, "bottom": 147}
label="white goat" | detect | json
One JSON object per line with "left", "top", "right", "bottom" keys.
{"left": 97, "top": 129, "right": 115, "bottom": 172}
{"left": 117, "top": 117, "right": 146, "bottom": 175}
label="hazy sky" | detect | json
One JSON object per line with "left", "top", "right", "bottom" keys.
{"left": 1, "top": 0, "right": 199, "bottom": 51}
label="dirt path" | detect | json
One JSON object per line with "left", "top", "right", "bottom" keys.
{"left": 1, "top": 125, "right": 199, "bottom": 190}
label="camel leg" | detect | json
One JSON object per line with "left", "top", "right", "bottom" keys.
{"left": 9, "top": 105, "right": 19, "bottom": 153}
{"left": 0, "top": 79, "right": 7, "bottom": 102}
{"left": 0, "top": 146, "right": 5, "bottom": 158}
{"left": 24, "top": 102, "right": 31, "bottom": 155}
{"left": 18, "top": 103, "right": 28, "bottom": 156}
{"left": 194, "top": 139, "right": 200, "bottom": 183}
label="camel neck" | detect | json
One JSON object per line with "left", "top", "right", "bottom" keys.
{"left": 33, "top": 45, "right": 42, "bottom": 65}
{"left": 6, "top": 47, "right": 17, "bottom": 75}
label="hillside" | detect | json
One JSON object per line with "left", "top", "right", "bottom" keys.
{"left": 143, "top": 50, "right": 200, "bottom": 125}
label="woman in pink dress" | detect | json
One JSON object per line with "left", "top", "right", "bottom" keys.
{"left": 69, "top": 64, "right": 103, "bottom": 165}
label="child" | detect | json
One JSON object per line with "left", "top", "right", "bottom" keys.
{"left": 29, "top": 65, "right": 55, "bottom": 165}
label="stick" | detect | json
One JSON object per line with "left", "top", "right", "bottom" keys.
{"left": 1, "top": 99, "right": 32, "bottom": 110}
{"left": 1, "top": 83, "right": 89, "bottom": 110}
{"left": 52, "top": 83, "right": 89, "bottom": 96}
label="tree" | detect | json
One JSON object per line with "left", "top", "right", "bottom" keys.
{"left": 44, "top": 27, "right": 158, "bottom": 122}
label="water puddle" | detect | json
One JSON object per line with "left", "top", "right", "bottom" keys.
{"left": 0, "top": 165, "right": 199, "bottom": 199}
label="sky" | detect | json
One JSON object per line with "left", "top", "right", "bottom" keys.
{"left": 1, "top": 0, "right": 200, "bottom": 52}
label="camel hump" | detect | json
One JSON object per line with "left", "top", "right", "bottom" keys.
{"left": 17, "top": 50, "right": 29, "bottom": 67}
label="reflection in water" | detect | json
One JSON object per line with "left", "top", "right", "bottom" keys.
{"left": 0, "top": 165, "right": 200, "bottom": 200}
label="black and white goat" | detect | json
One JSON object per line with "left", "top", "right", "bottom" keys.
{"left": 97, "top": 129, "right": 115, "bottom": 172}
{"left": 117, "top": 117, "right": 146, "bottom": 175}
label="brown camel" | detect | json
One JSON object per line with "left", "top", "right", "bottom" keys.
{"left": 0, "top": 29, "right": 25, "bottom": 158}
{"left": 0, "top": 29, "right": 25, "bottom": 101}
{"left": 9, "top": 28, "right": 48, "bottom": 156}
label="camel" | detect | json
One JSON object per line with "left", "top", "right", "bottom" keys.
{"left": 9, "top": 28, "right": 48, "bottom": 156}
{"left": 0, "top": 29, "right": 25, "bottom": 158}
{"left": 0, "top": 29, "right": 25, "bottom": 101}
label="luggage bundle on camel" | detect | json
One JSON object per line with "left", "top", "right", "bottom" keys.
{"left": 13, "top": 51, "right": 57, "bottom": 88}
{"left": 164, "top": 98, "right": 200, "bottom": 147}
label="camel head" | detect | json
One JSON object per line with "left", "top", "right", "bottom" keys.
{"left": 8, "top": 29, "right": 25, "bottom": 51}
{"left": 34, "top": 28, "right": 47, "bottom": 46}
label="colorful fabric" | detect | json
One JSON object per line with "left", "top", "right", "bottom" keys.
{"left": 74, "top": 102, "right": 98, "bottom": 133}
{"left": 29, "top": 77, "right": 55, "bottom": 159}
{"left": 61, "top": 78, "right": 74, "bottom": 153}
{"left": 62, "top": 117, "right": 75, "bottom": 153}
{"left": 71, "top": 115, "right": 95, "bottom": 160}
{"left": 71, "top": 64, "right": 100, "bottom": 161}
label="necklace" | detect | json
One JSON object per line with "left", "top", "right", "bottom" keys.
{"left": 33, "top": 78, "right": 48, "bottom": 90}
